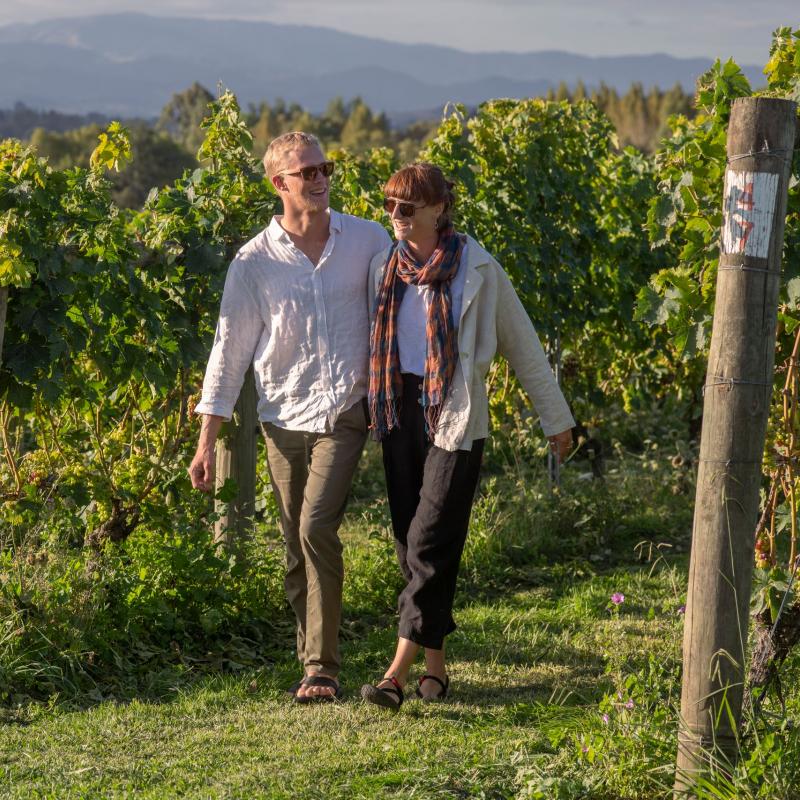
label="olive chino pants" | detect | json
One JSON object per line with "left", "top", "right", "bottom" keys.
{"left": 261, "top": 400, "right": 368, "bottom": 677}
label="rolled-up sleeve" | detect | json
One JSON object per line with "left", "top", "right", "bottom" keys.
{"left": 194, "top": 258, "right": 264, "bottom": 420}
{"left": 494, "top": 264, "right": 575, "bottom": 437}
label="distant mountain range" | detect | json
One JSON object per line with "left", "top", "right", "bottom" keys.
{"left": 1, "top": 13, "right": 763, "bottom": 120}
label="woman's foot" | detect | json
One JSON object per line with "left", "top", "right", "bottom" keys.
{"left": 415, "top": 673, "right": 449, "bottom": 701}
{"left": 361, "top": 675, "right": 404, "bottom": 710}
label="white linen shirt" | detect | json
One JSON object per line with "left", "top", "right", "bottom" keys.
{"left": 195, "top": 209, "right": 391, "bottom": 432}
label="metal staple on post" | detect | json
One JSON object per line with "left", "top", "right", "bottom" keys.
{"left": 701, "top": 376, "right": 773, "bottom": 395}
{"left": 718, "top": 264, "right": 775, "bottom": 275}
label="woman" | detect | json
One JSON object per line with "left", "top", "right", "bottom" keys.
{"left": 360, "top": 163, "right": 574, "bottom": 709}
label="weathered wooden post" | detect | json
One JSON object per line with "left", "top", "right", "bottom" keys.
{"left": 0, "top": 286, "right": 8, "bottom": 368}
{"left": 548, "top": 330, "right": 562, "bottom": 488}
{"left": 214, "top": 366, "right": 258, "bottom": 548}
{"left": 675, "top": 97, "right": 797, "bottom": 794}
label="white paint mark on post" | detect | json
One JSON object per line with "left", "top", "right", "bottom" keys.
{"left": 722, "top": 170, "right": 779, "bottom": 258}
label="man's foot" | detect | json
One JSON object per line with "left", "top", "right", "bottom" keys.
{"left": 360, "top": 675, "right": 404, "bottom": 710}
{"left": 415, "top": 674, "right": 449, "bottom": 701}
{"left": 294, "top": 673, "right": 341, "bottom": 703}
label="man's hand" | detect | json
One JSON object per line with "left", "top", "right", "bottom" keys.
{"left": 189, "top": 447, "right": 216, "bottom": 492}
{"left": 189, "top": 415, "right": 224, "bottom": 492}
{"left": 548, "top": 428, "right": 573, "bottom": 465}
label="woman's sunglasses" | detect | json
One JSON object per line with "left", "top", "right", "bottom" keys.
{"left": 281, "top": 161, "right": 335, "bottom": 181}
{"left": 383, "top": 198, "right": 427, "bottom": 217}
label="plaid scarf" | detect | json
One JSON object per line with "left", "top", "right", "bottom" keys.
{"left": 369, "top": 225, "right": 466, "bottom": 441}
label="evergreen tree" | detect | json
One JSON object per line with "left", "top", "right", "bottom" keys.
{"left": 156, "top": 82, "right": 215, "bottom": 154}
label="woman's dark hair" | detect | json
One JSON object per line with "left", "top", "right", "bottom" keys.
{"left": 384, "top": 162, "right": 457, "bottom": 228}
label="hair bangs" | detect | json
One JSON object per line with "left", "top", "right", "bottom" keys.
{"left": 384, "top": 166, "right": 439, "bottom": 205}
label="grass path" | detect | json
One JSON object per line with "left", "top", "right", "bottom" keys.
{"left": 8, "top": 441, "right": 795, "bottom": 799}
{"left": 1, "top": 560, "right": 686, "bottom": 799}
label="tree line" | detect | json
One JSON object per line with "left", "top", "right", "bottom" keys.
{"left": 545, "top": 81, "right": 694, "bottom": 153}
{"left": 3, "top": 80, "right": 695, "bottom": 209}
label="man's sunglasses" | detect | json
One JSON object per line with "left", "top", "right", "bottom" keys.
{"left": 281, "top": 161, "right": 335, "bottom": 181}
{"left": 383, "top": 198, "right": 427, "bottom": 217}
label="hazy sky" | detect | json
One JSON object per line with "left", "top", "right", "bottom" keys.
{"left": 1, "top": 0, "right": 797, "bottom": 64}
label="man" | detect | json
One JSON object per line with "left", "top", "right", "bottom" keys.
{"left": 189, "top": 131, "right": 391, "bottom": 702}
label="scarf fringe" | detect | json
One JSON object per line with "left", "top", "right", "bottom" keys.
{"left": 368, "top": 394, "right": 402, "bottom": 441}
{"left": 423, "top": 403, "right": 443, "bottom": 441}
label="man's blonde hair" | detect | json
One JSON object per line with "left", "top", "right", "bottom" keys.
{"left": 263, "top": 131, "right": 322, "bottom": 179}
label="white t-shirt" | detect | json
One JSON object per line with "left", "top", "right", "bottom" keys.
{"left": 397, "top": 242, "right": 469, "bottom": 376}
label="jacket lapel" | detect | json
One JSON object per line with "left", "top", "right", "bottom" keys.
{"left": 373, "top": 261, "right": 386, "bottom": 295}
{"left": 460, "top": 267, "right": 483, "bottom": 321}
{"left": 458, "top": 241, "right": 486, "bottom": 323}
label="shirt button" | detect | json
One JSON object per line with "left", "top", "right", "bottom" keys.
{"left": 418, "top": 382, "right": 423, "bottom": 391}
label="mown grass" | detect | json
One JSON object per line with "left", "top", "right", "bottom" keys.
{"left": 0, "top": 568, "right": 685, "bottom": 800}
{"left": 1, "top": 431, "right": 799, "bottom": 799}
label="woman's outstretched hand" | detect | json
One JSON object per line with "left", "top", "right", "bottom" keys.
{"left": 548, "top": 429, "right": 573, "bottom": 464}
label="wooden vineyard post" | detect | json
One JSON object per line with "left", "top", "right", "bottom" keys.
{"left": 675, "top": 97, "right": 797, "bottom": 794}
{"left": 0, "top": 286, "right": 8, "bottom": 368}
{"left": 548, "top": 330, "right": 562, "bottom": 489}
{"left": 214, "top": 366, "right": 258, "bottom": 549}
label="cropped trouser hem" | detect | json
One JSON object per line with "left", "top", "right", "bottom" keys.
{"left": 398, "top": 622, "right": 457, "bottom": 652}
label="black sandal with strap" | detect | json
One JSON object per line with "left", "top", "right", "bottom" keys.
{"left": 415, "top": 674, "right": 449, "bottom": 701}
{"left": 293, "top": 674, "right": 342, "bottom": 704}
{"left": 360, "top": 675, "right": 404, "bottom": 710}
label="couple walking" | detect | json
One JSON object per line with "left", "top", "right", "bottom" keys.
{"left": 189, "top": 131, "right": 574, "bottom": 708}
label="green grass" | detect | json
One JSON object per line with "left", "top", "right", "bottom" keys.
{"left": 1, "top": 437, "right": 799, "bottom": 799}
{"left": 0, "top": 545, "right": 689, "bottom": 796}
{"left": 0, "top": 571, "right": 684, "bottom": 800}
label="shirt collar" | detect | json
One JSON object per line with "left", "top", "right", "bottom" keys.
{"left": 266, "top": 208, "right": 340, "bottom": 244}
{"left": 266, "top": 215, "right": 289, "bottom": 244}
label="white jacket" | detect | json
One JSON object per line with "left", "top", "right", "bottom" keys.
{"left": 369, "top": 235, "right": 575, "bottom": 452}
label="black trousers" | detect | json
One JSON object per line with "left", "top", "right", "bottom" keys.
{"left": 382, "top": 373, "right": 485, "bottom": 650}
